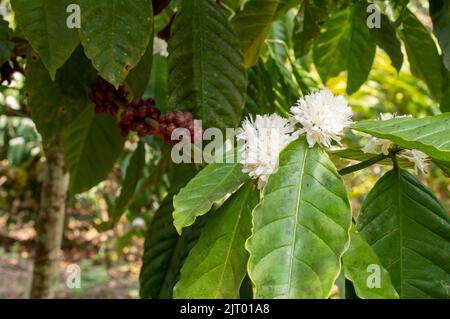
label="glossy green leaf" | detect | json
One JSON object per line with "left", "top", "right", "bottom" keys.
{"left": 79, "top": 0, "right": 153, "bottom": 87}
{"left": 343, "top": 226, "right": 399, "bottom": 299}
{"left": 231, "top": 0, "right": 280, "bottom": 68}
{"left": 174, "top": 182, "right": 258, "bottom": 298}
{"left": 25, "top": 49, "right": 91, "bottom": 144}
{"left": 351, "top": 113, "right": 450, "bottom": 162}
{"left": 430, "top": 0, "right": 450, "bottom": 70}
{"left": 113, "top": 142, "right": 146, "bottom": 221}
{"left": 247, "top": 137, "right": 352, "bottom": 298}
{"left": 140, "top": 165, "right": 207, "bottom": 299}
{"left": 168, "top": 0, "right": 247, "bottom": 130}
{"left": 370, "top": 13, "right": 403, "bottom": 72}
{"left": 63, "top": 107, "right": 126, "bottom": 195}
{"left": 400, "top": 9, "right": 443, "bottom": 100}
{"left": 173, "top": 161, "right": 249, "bottom": 234}
{"left": 11, "top": 0, "right": 80, "bottom": 79}
{"left": 358, "top": 168, "right": 450, "bottom": 298}
{"left": 313, "top": 2, "right": 376, "bottom": 94}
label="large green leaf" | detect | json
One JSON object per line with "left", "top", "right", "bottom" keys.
{"left": 343, "top": 226, "right": 399, "bottom": 299}
{"left": 357, "top": 168, "right": 450, "bottom": 298}
{"left": 113, "top": 142, "right": 146, "bottom": 221}
{"left": 351, "top": 114, "right": 450, "bottom": 162}
{"left": 25, "top": 49, "right": 92, "bottom": 144}
{"left": 313, "top": 2, "right": 376, "bottom": 95}
{"left": 147, "top": 55, "right": 168, "bottom": 113}
{"left": 173, "top": 161, "right": 249, "bottom": 234}
{"left": 11, "top": 0, "right": 80, "bottom": 79}
{"left": 63, "top": 107, "right": 126, "bottom": 195}
{"left": 430, "top": 0, "right": 450, "bottom": 70}
{"left": 79, "top": 0, "right": 153, "bottom": 87}
{"left": 174, "top": 182, "right": 258, "bottom": 298}
{"left": 168, "top": 0, "right": 247, "bottom": 130}
{"left": 231, "top": 0, "right": 280, "bottom": 68}
{"left": 400, "top": 9, "right": 443, "bottom": 100}
{"left": 247, "top": 137, "right": 352, "bottom": 298}
{"left": 140, "top": 165, "right": 207, "bottom": 299}
{"left": 370, "top": 13, "right": 403, "bottom": 72}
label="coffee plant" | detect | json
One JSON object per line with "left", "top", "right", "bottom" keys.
{"left": 1, "top": 0, "right": 449, "bottom": 299}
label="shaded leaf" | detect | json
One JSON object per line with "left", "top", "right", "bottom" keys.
{"left": 358, "top": 168, "right": 450, "bottom": 298}
{"left": 400, "top": 9, "right": 443, "bottom": 100}
{"left": 231, "top": 0, "right": 280, "bottom": 68}
{"left": 113, "top": 142, "right": 146, "bottom": 221}
{"left": 313, "top": 2, "right": 376, "bottom": 95}
{"left": 63, "top": 107, "right": 126, "bottom": 195}
{"left": 430, "top": 0, "right": 450, "bottom": 70}
{"left": 79, "top": 0, "right": 153, "bottom": 87}
{"left": 168, "top": 0, "right": 247, "bottom": 130}
{"left": 11, "top": 0, "right": 80, "bottom": 78}
{"left": 343, "top": 226, "right": 399, "bottom": 299}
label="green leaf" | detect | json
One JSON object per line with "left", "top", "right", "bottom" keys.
{"left": 147, "top": 55, "right": 168, "bottom": 113}
{"left": 0, "top": 18, "right": 14, "bottom": 65}
{"left": 351, "top": 113, "right": 450, "bottom": 162}
{"left": 313, "top": 2, "right": 376, "bottom": 95}
{"left": 357, "top": 168, "right": 450, "bottom": 298}
{"left": 371, "top": 13, "right": 403, "bottom": 72}
{"left": 113, "top": 142, "right": 146, "bottom": 221}
{"left": 433, "top": 159, "right": 450, "bottom": 176}
{"left": 247, "top": 137, "right": 352, "bottom": 298}
{"left": 168, "top": 0, "right": 247, "bottom": 131}
{"left": 25, "top": 49, "right": 91, "bottom": 144}
{"left": 231, "top": 0, "right": 280, "bottom": 68}
{"left": 11, "top": 0, "right": 80, "bottom": 79}
{"left": 430, "top": 0, "right": 450, "bottom": 70}
{"left": 79, "top": 0, "right": 153, "bottom": 87}
{"left": 126, "top": 37, "right": 154, "bottom": 97}
{"left": 174, "top": 182, "right": 259, "bottom": 298}
{"left": 293, "top": 0, "right": 331, "bottom": 57}
{"left": 139, "top": 165, "right": 207, "bottom": 299}
{"left": 63, "top": 107, "right": 126, "bottom": 195}
{"left": 343, "top": 226, "right": 399, "bottom": 299}
{"left": 173, "top": 161, "right": 250, "bottom": 234}
{"left": 245, "top": 60, "right": 276, "bottom": 115}
{"left": 274, "top": 0, "right": 300, "bottom": 20}
{"left": 400, "top": 9, "right": 443, "bottom": 100}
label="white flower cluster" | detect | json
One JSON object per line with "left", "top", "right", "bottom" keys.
{"left": 362, "top": 113, "right": 429, "bottom": 174}
{"left": 238, "top": 89, "right": 352, "bottom": 189}
{"left": 153, "top": 37, "right": 168, "bottom": 57}
{"left": 291, "top": 89, "right": 353, "bottom": 148}
{"left": 237, "top": 114, "right": 299, "bottom": 190}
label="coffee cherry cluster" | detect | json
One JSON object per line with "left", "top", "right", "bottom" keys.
{"left": 159, "top": 111, "right": 200, "bottom": 145}
{"left": 118, "top": 98, "right": 161, "bottom": 137}
{"left": 89, "top": 77, "right": 128, "bottom": 116}
{"left": 89, "top": 77, "right": 201, "bottom": 145}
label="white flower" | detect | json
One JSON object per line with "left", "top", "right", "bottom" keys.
{"left": 291, "top": 89, "right": 353, "bottom": 148}
{"left": 362, "top": 137, "right": 393, "bottom": 155}
{"left": 237, "top": 114, "right": 299, "bottom": 190}
{"left": 399, "top": 149, "right": 429, "bottom": 174}
{"left": 132, "top": 217, "right": 146, "bottom": 229}
{"left": 153, "top": 37, "right": 168, "bottom": 57}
